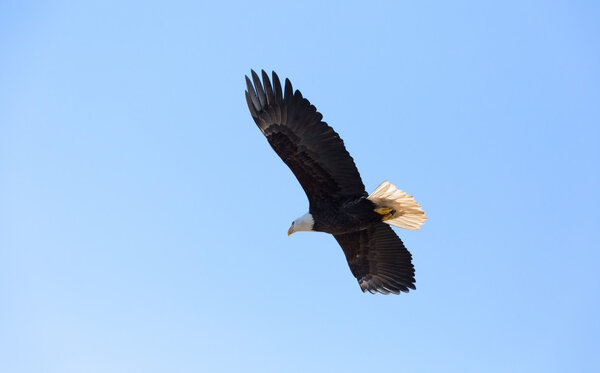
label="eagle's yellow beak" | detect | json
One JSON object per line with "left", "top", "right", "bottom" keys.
{"left": 288, "top": 225, "right": 294, "bottom": 236}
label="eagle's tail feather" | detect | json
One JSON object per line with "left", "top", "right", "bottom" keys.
{"left": 368, "top": 181, "right": 426, "bottom": 230}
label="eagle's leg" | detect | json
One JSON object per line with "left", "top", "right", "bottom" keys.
{"left": 374, "top": 207, "right": 398, "bottom": 221}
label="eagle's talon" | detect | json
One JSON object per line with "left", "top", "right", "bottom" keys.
{"left": 374, "top": 207, "right": 394, "bottom": 215}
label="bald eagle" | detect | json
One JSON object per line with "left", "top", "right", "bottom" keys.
{"left": 245, "top": 70, "right": 426, "bottom": 294}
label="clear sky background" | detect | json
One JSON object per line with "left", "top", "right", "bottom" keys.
{"left": 1, "top": 1, "right": 599, "bottom": 372}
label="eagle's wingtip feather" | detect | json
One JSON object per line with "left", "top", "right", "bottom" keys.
{"left": 251, "top": 70, "right": 267, "bottom": 108}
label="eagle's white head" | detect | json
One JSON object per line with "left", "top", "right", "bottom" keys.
{"left": 288, "top": 212, "right": 314, "bottom": 236}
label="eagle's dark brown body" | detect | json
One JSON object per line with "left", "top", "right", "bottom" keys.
{"left": 311, "top": 197, "right": 380, "bottom": 235}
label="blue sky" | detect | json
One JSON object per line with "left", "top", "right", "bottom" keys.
{"left": 1, "top": 1, "right": 599, "bottom": 372}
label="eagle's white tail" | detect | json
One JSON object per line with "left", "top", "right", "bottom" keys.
{"left": 368, "top": 181, "right": 427, "bottom": 230}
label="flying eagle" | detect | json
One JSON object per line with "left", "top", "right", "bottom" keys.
{"left": 245, "top": 70, "right": 426, "bottom": 294}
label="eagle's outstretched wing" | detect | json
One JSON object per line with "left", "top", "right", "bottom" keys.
{"left": 245, "top": 70, "right": 366, "bottom": 210}
{"left": 334, "top": 222, "right": 416, "bottom": 294}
